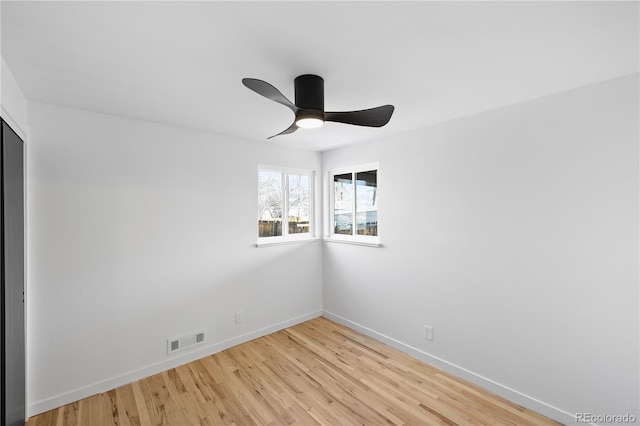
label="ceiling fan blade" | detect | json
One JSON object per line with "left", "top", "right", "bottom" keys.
{"left": 242, "top": 78, "right": 298, "bottom": 113}
{"left": 268, "top": 122, "right": 298, "bottom": 139}
{"left": 325, "top": 105, "right": 394, "bottom": 127}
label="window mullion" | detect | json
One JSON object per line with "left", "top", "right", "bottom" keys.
{"left": 352, "top": 172, "right": 356, "bottom": 236}
{"left": 282, "top": 171, "right": 288, "bottom": 237}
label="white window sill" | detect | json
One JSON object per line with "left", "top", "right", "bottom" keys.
{"left": 322, "top": 237, "right": 382, "bottom": 248}
{"left": 256, "top": 237, "right": 321, "bottom": 248}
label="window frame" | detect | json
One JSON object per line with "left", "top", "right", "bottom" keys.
{"left": 327, "top": 162, "right": 380, "bottom": 247}
{"left": 257, "top": 165, "right": 316, "bottom": 246}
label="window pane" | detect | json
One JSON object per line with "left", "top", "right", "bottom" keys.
{"left": 258, "top": 170, "right": 283, "bottom": 237}
{"left": 356, "top": 170, "right": 377, "bottom": 236}
{"left": 288, "top": 174, "right": 310, "bottom": 234}
{"left": 334, "top": 173, "right": 353, "bottom": 235}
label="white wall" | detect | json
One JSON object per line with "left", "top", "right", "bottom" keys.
{"left": 26, "top": 102, "right": 322, "bottom": 415}
{"left": 322, "top": 74, "right": 639, "bottom": 424}
{"left": 1, "top": 57, "right": 28, "bottom": 139}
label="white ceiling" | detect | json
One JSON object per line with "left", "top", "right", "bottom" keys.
{"left": 1, "top": 1, "right": 638, "bottom": 151}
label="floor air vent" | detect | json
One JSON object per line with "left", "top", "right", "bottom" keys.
{"left": 168, "top": 330, "right": 205, "bottom": 355}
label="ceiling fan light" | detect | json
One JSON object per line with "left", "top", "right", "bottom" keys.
{"left": 295, "top": 109, "right": 325, "bottom": 129}
{"left": 296, "top": 117, "right": 324, "bottom": 129}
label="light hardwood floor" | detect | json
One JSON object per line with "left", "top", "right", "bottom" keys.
{"left": 26, "top": 317, "right": 559, "bottom": 425}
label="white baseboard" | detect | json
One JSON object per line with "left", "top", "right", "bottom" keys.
{"left": 27, "top": 310, "right": 322, "bottom": 418}
{"left": 322, "top": 310, "right": 578, "bottom": 426}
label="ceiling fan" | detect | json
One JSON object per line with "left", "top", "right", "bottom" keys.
{"left": 242, "top": 74, "right": 394, "bottom": 139}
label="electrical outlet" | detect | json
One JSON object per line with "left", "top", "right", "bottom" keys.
{"left": 423, "top": 325, "right": 433, "bottom": 341}
{"left": 235, "top": 310, "right": 244, "bottom": 324}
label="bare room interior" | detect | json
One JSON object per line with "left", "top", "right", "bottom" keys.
{"left": 0, "top": 1, "right": 638, "bottom": 425}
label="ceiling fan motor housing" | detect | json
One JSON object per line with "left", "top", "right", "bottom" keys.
{"left": 295, "top": 74, "right": 325, "bottom": 122}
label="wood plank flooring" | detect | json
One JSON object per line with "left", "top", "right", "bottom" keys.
{"left": 26, "top": 317, "right": 559, "bottom": 425}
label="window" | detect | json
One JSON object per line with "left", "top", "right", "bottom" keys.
{"left": 258, "top": 167, "right": 313, "bottom": 243}
{"left": 330, "top": 164, "right": 379, "bottom": 244}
